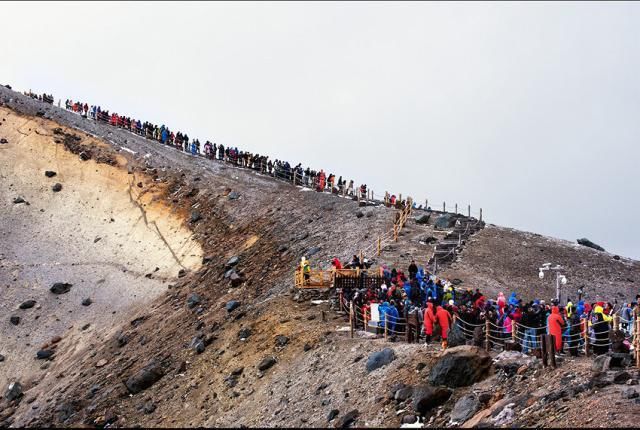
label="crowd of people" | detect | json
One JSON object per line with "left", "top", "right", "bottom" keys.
{"left": 23, "top": 90, "right": 53, "bottom": 104}
{"left": 339, "top": 259, "right": 638, "bottom": 356}
{"left": 58, "top": 96, "right": 416, "bottom": 204}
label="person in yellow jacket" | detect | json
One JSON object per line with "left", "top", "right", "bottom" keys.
{"left": 300, "top": 257, "right": 311, "bottom": 286}
{"left": 590, "top": 305, "right": 611, "bottom": 355}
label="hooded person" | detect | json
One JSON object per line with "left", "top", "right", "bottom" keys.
{"left": 547, "top": 306, "right": 565, "bottom": 352}
{"left": 378, "top": 301, "right": 394, "bottom": 334}
{"left": 435, "top": 305, "right": 452, "bottom": 348}
{"left": 423, "top": 302, "right": 435, "bottom": 344}
{"left": 567, "top": 306, "right": 581, "bottom": 356}
{"left": 497, "top": 292, "right": 506, "bottom": 310}
{"left": 331, "top": 258, "right": 343, "bottom": 270}
{"left": 388, "top": 301, "right": 400, "bottom": 334}
{"left": 591, "top": 305, "right": 611, "bottom": 355}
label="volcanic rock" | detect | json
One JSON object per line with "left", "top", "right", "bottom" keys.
{"left": 125, "top": 361, "right": 165, "bottom": 394}
{"left": 429, "top": 346, "right": 492, "bottom": 388}
{"left": 366, "top": 348, "right": 396, "bottom": 372}
{"left": 50, "top": 282, "right": 72, "bottom": 294}
{"left": 19, "top": 300, "right": 36, "bottom": 309}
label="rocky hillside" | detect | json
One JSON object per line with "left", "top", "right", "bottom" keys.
{"left": 1, "top": 86, "right": 639, "bottom": 428}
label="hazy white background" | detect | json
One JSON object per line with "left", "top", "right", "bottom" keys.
{"left": 2, "top": 2, "right": 639, "bottom": 259}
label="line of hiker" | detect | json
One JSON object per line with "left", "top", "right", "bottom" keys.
{"left": 338, "top": 259, "right": 639, "bottom": 357}
{"left": 54, "top": 93, "right": 423, "bottom": 207}
{"left": 23, "top": 90, "right": 54, "bottom": 104}
{"left": 60, "top": 97, "right": 383, "bottom": 198}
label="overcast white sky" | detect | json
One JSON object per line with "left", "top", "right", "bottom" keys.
{"left": 2, "top": 1, "right": 639, "bottom": 259}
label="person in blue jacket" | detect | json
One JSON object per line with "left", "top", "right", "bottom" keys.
{"left": 378, "top": 301, "right": 390, "bottom": 333}
{"left": 388, "top": 300, "right": 399, "bottom": 333}
{"left": 508, "top": 292, "right": 518, "bottom": 307}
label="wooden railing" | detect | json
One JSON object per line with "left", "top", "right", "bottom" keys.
{"left": 393, "top": 198, "right": 413, "bottom": 241}
{"left": 295, "top": 269, "right": 334, "bottom": 289}
{"left": 295, "top": 198, "right": 413, "bottom": 289}
{"left": 294, "top": 267, "right": 385, "bottom": 289}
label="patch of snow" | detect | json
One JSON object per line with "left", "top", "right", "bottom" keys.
{"left": 310, "top": 300, "right": 328, "bottom": 305}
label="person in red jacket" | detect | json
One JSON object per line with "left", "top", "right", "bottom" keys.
{"left": 547, "top": 306, "right": 565, "bottom": 352}
{"left": 423, "top": 302, "right": 435, "bottom": 344}
{"left": 436, "top": 305, "right": 452, "bottom": 349}
{"left": 331, "top": 258, "right": 343, "bottom": 270}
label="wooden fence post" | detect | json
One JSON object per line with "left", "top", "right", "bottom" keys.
{"left": 377, "top": 236, "right": 381, "bottom": 256}
{"left": 455, "top": 203, "right": 458, "bottom": 214}
{"left": 349, "top": 302, "right": 354, "bottom": 338}
{"left": 443, "top": 202, "right": 446, "bottom": 213}
{"left": 613, "top": 314, "right": 620, "bottom": 332}
{"left": 426, "top": 199, "right": 428, "bottom": 210}
{"left": 485, "top": 319, "right": 491, "bottom": 352}
{"left": 384, "top": 317, "right": 388, "bottom": 341}
{"left": 541, "top": 335, "right": 548, "bottom": 367}
{"left": 511, "top": 320, "right": 517, "bottom": 343}
{"left": 468, "top": 204, "right": 471, "bottom": 218}
{"left": 479, "top": 208, "right": 483, "bottom": 222}
{"left": 548, "top": 335, "right": 557, "bottom": 368}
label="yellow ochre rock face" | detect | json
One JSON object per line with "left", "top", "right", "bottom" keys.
{"left": 0, "top": 106, "right": 203, "bottom": 390}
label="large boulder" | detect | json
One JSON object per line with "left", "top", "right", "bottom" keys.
{"left": 413, "top": 385, "right": 452, "bottom": 416}
{"left": 225, "top": 300, "right": 240, "bottom": 312}
{"left": 415, "top": 213, "right": 431, "bottom": 225}
{"left": 50, "top": 282, "right": 72, "bottom": 294}
{"left": 190, "top": 210, "right": 202, "bottom": 223}
{"left": 446, "top": 324, "right": 466, "bottom": 348}
{"left": 429, "top": 346, "right": 492, "bottom": 388}
{"left": 225, "top": 256, "right": 240, "bottom": 269}
{"left": 186, "top": 293, "right": 202, "bottom": 309}
{"left": 366, "top": 348, "right": 396, "bottom": 372}
{"left": 19, "top": 300, "right": 36, "bottom": 309}
{"left": 229, "top": 272, "right": 245, "bottom": 288}
{"left": 258, "top": 356, "right": 276, "bottom": 372}
{"left": 36, "top": 349, "right": 54, "bottom": 359}
{"left": 419, "top": 236, "right": 438, "bottom": 245}
{"left": 125, "top": 361, "right": 165, "bottom": 394}
{"left": 450, "top": 394, "right": 481, "bottom": 424}
{"left": 434, "top": 214, "right": 456, "bottom": 229}
{"left": 337, "top": 409, "right": 359, "bottom": 428}
{"left": 577, "top": 238, "right": 605, "bottom": 252}
{"left": 5, "top": 382, "right": 22, "bottom": 402}
{"left": 494, "top": 351, "right": 538, "bottom": 377}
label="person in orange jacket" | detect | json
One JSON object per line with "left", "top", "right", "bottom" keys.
{"left": 547, "top": 306, "right": 565, "bottom": 352}
{"left": 436, "top": 305, "right": 452, "bottom": 348}
{"left": 423, "top": 302, "right": 435, "bottom": 344}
